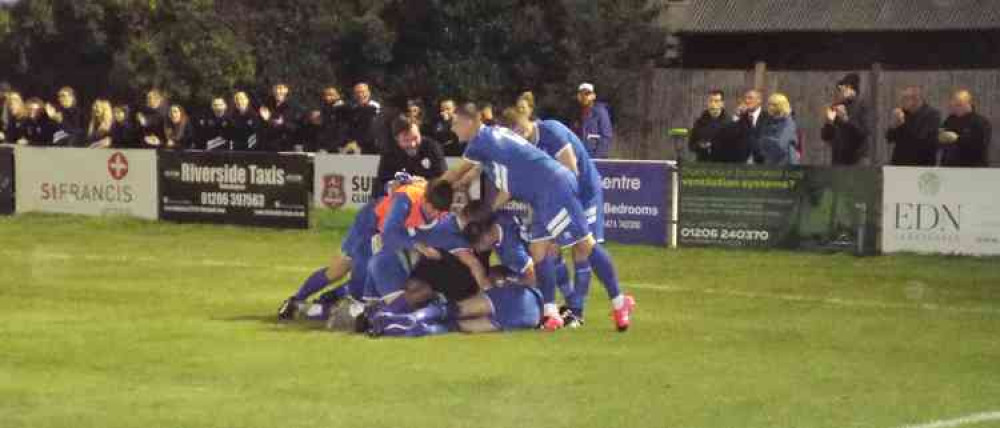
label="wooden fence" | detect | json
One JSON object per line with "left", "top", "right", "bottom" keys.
{"left": 618, "top": 65, "right": 1000, "bottom": 167}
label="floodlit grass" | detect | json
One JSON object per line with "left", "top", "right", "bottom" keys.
{"left": 1, "top": 212, "right": 999, "bottom": 428}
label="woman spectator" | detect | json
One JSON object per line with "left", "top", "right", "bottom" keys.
{"left": 165, "top": 105, "right": 195, "bottom": 150}
{"left": 373, "top": 114, "right": 446, "bottom": 198}
{"left": 1, "top": 92, "right": 29, "bottom": 144}
{"left": 24, "top": 97, "right": 55, "bottom": 146}
{"left": 45, "top": 86, "right": 86, "bottom": 146}
{"left": 230, "top": 91, "right": 262, "bottom": 151}
{"left": 757, "top": 93, "right": 800, "bottom": 166}
{"left": 111, "top": 105, "right": 138, "bottom": 148}
{"left": 136, "top": 89, "right": 169, "bottom": 149}
{"left": 85, "top": 100, "right": 114, "bottom": 149}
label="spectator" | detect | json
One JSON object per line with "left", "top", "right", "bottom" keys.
{"left": 86, "top": 100, "right": 114, "bottom": 149}
{"left": 573, "top": 83, "right": 613, "bottom": 159}
{"left": 259, "top": 82, "right": 298, "bottom": 152}
{"left": 404, "top": 98, "right": 426, "bottom": 129}
{"left": 343, "top": 82, "right": 382, "bottom": 154}
{"left": 718, "top": 89, "right": 767, "bottom": 163}
{"left": 319, "top": 86, "right": 347, "bottom": 152}
{"left": 197, "top": 97, "right": 232, "bottom": 151}
{"left": 940, "top": 89, "right": 992, "bottom": 167}
{"left": 887, "top": 86, "right": 941, "bottom": 166}
{"left": 0, "top": 82, "right": 11, "bottom": 133}
{"left": 46, "top": 86, "right": 85, "bottom": 146}
{"left": 821, "top": 73, "right": 869, "bottom": 166}
{"left": 111, "top": 105, "right": 138, "bottom": 149}
{"left": 516, "top": 91, "right": 536, "bottom": 119}
{"left": 230, "top": 91, "right": 262, "bottom": 151}
{"left": 136, "top": 89, "right": 169, "bottom": 149}
{"left": 1, "top": 92, "right": 28, "bottom": 145}
{"left": 432, "top": 98, "right": 462, "bottom": 156}
{"left": 23, "top": 97, "right": 55, "bottom": 146}
{"left": 373, "top": 115, "right": 446, "bottom": 197}
{"left": 689, "top": 90, "right": 729, "bottom": 162}
{"left": 297, "top": 110, "right": 324, "bottom": 152}
{"left": 758, "top": 93, "right": 800, "bottom": 166}
{"left": 165, "top": 105, "right": 195, "bottom": 150}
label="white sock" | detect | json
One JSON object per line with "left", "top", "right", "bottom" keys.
{"left": 544, "top": 303, "right": 560, "bottom": 318}
{"left": 611, "top": 295, "right": 626, "bottom": 310}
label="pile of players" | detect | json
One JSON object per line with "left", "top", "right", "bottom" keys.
{"left": 276, "top": 103, "right": 635, "bottom": 337}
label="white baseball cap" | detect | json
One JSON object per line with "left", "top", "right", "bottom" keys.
{"left": 578, "top": 83, "right": 595, "bottom": 93}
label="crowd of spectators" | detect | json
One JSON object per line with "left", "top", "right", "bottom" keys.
{"left": 0, "top": 81, "right": 616, "bottom": 161}
{"left": 687, "top": 74, "right": 993, "bottom": 167}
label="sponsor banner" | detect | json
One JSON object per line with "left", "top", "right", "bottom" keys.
{"left": 159, "top": 151, "right": 310, "bottom": 229}
{"left": 313, "top": 154, "right": 478, "bottom": 211}
{"left": 15, "top": 147, "right": 158, "bottom": 219}
{"left": 595, "top": 160, "right": 673, "bottom": 246}
{"left": 679, "top": 163, "right": 880, "bottom": 252}
{"left": 0, "top": 146, "right": 13, "bottom": 215}
{"left": 883, "top": 167, "right": 1000, "bottom": 256}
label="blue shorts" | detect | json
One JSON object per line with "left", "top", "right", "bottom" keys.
{"left": 340, "top": 201, "right": 378, "bottom": 258}
{"left": 485, "top": 286, "right": 543, "bottom": 331}
{"left": 582, "top": 191, "right": 604, "bottom": 243}
{"left": 527, "top": 170, "right": 591, "bottom": 247}
{"left": 363, "top": 249, "right": 413, "bottom": 300}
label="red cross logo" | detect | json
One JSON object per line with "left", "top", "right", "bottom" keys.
{"left": 108, "top": 152, "right": 129, "bottom": 181}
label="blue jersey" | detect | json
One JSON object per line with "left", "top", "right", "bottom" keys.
{"left": 533, "top": 120, "right": 602, "bottom": 204}
{"left": 463, "top": 125, "right": 575, "bottom": 205}
{"left": 409, "top": 214, "right": 472, "bottom": 255}
{"left": 493, "top": 213, "right": 532, "bottom": 274}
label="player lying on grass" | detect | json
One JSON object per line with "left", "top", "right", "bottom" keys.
{"left": 277, "top": 174, "right": 459, "bottom": 321}
{"left": 503, "top": 109, "right": 635, "bottom": 329}
{"left": 443, "top": 104, "right": 634, "bottom": 331}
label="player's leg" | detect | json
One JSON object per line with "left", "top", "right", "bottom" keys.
{"left": 481, "top": 286, "right": 544, "bottom": 332}
{"left": 571, "top": 233, "right": 635, "bottom": 332}
{"left": 367, "top": 249, "right": 416, "bottom": 312}
{"left": 278, "top": 255, "right": 352, "bottom": 321}
{"left": 529, "top": 239, "right": 562, "bottom": 330}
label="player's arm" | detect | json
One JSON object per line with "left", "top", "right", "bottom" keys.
{"left": 491, "top": 190, "right": 512, "bottom": 211}
{"left": 454, "top": 164, "right": 481, "bottom": 191}
{"left": 442, "top": 158, "right": 476, "bottom": 184}
{"left": 454, "top": 249, "right": 491, "bottom": 291}
{"left": 555, "top": 145, "right": 579, "bottom": 176}
{"left": 380, "top": 196, "right": 416, "bottom": 252}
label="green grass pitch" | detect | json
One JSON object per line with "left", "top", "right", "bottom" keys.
{"left": 1, "top": 212, "right": 999, "bottom": 428}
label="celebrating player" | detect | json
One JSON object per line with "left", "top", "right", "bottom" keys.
{"left": 443, "top": 104, "right": 634, "bottom": 331}
{"left": 503, "top": 109, "right": 634, "bottom": 329}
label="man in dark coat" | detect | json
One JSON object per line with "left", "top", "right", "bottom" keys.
{"left": 689, "top": 90, "right": 729, "bottom": 162}
{"left": 373, "top": 115, "right": 446, "bottom": 198}
{"left": 821, "top": 73, "right": 869, "bottom": 165}
{"left": 716, "top": 89, "right": 768, "bottom": 163}
{"left": 319, "top": 86, "right": 348, "bottom": 152}
{"left": 343, "top": 82, "right": 382, "bottom": 154}
{"left": 431, "top": 99, "right": 463, "bottom": 157}
{"left": 260, "top": 83, "right": 299, "bottom": 152}
{"left": 940, "top": 89, "right": 992, "bottom": 167}
{"left": 887, "top": 86, "right": 942, "bottom": 166}
{"left": 197, "top": 97, "right": 233, "bottom": 151}
{"left": 47, "top": 87, "right": 86, "bottom": 147}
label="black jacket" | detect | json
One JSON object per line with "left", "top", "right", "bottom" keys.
{"left": 888, "top": 104, "right": 942, "bottom": 166}
{"left": 689, "top": 109, "right": 729, "bottom": 162}
{"left": 262, "top": 98, "right": 299, "bottom": 152}
{"left": 24, "top": 116, "right": 56, "bottom": 146}
{"left": 196, "top": 113, "right": 233, "bottom": 151}
{"left": 137, "top": 104, "right": 168, "bottom": 143}
{"left": 941, "top": 112, "right": 992, "bottom": 167}
{"left": 230, "top": 108, "right": 263, "bottom": 151}
{"left": 54, "top": 106, "right": 86, "bottom": 147}
{"left": 319, "top": 100, "right": 348, "bottom": 152}
{"left": 716, "top": 109, "right": 768, "bottom": 163}
{"left": 820, "top": 97, "right": 869, "bottom": 165}
{"left": 344, "top": 101, "right": 382, "bottom": 154}
{"left": 111, "top": 121, "right": 139, "bottom": 149}
{"left": 374, "top": 136, "right": 446, "bottom": 198}
{"left": 431, "top": 117, "right": 463, "bottom": 157}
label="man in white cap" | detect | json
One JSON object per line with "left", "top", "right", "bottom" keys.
{"left": 573, "top": 82, "right": 614, "bottom": 159}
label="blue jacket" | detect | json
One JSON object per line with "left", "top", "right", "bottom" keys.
{"left": 574, "top": 102, "right": 613, "bottom": 159}
{"left": 757, "top": 115, "right": 800, "bottom": 166}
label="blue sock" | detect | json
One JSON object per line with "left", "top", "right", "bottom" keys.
{"left": 411, "top": 301, "right": 454, "bottom": 323}
{"left": 589, "top": 245, "right": 621, "bottom": 300}
{"left": 568, "top": 259, "right": 592, "bottom": 316}
{"left": 315, "top": 286, "right": 348, "bottom": 304}
{"left": 536, "top": 256, "right": 558, "bottom": 306}
{"left": 293, "top": 267, "right": 331, "bottom": 301}
{"left": 554, "top": 256, "right": 574, "bottom": 302}
{"left": 383, "top": 295, "right": 413, "bottom": 314}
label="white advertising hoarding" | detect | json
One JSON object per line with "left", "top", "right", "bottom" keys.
{"left": 15, "top": 147, "right": 158, "bottom": 220}
{"left": 882, "top": 167, "right": 1000, "bottom": 256}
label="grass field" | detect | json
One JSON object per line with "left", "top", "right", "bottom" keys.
{"left": 2, "top": 212, "right": 999, "bottom": 428}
